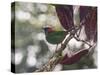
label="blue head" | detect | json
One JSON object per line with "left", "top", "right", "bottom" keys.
{"left": 43, "top": 27, "right": 54, "bottom": 35}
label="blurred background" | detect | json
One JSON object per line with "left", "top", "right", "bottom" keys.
{"left": 11, "top": 2, "right": 97, "bottom": 73}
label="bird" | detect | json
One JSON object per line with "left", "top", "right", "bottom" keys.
{"left": 43, "top": 26, "right": 68, "bottom": 51}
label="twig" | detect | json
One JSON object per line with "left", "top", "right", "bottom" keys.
{"left": 74, "top": 36, "right": 92, "bottom": 47}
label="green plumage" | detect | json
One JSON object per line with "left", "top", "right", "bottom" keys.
{"left": 46, "top": 31, "right": 66, "bottom": 44}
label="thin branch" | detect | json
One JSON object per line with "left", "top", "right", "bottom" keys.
{"left": 74, "top": 36, "right": 92, "bottom": 47}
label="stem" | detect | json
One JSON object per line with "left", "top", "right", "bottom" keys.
{"left": 74, "top": 36, "right": 92, "bottom": 47}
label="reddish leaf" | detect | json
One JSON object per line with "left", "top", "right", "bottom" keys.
{"left": 60, "top": 49, "right": 89, "bottom": 65}
{"left": 80, "top": 6, "right": 97, "bottom": 42}
{"left": 80, "top": 6, "right": 91, "bottom": 23}
{"left": 61, "top": 52, "right": 69, "bottom": 61}
{"left": 55, "top": 5, "right": 74, "bottom": 30}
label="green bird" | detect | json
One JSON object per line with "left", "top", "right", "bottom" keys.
{"left": 43, "top": 26, "right": 68, "bottom": 50}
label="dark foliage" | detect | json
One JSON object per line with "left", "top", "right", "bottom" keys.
{"left": 80, "top": 6, "right": 97, "bottom": 42}
{"left": 60, "top": 49, "right": 89, "bottom": 65}
{"left": 55, "top": 5, "right": 74, "bottom": 30}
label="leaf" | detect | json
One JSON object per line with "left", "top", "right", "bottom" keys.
{"left": 80, "top": 6, "right": 97, "bottom": 42}
{"left": 55, "top": 5, "right": 74, "bottom": 30}
{"left": 60, "top": 49, "right": 89, "bottom": 65}
{"left": 80, "top": 6, "right": 91, "bottom": 23}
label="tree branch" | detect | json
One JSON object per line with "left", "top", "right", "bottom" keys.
{"left": 35, "top": 26, "right": 81, "bottom": 72}
{"left": 35, "top": 34, "right": 74, "bottom": 72}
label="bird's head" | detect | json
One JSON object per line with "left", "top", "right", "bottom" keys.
{"left": 43, "top": 26, "right": 54, "bottom": 35}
